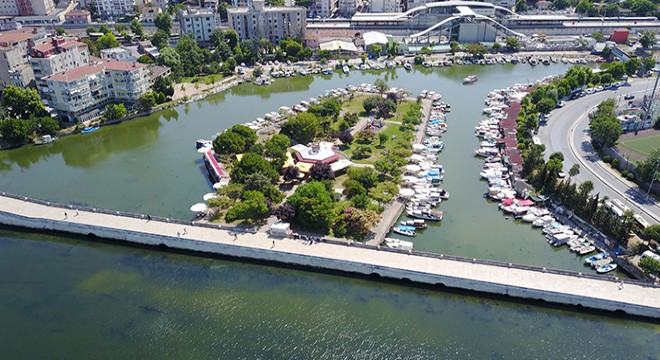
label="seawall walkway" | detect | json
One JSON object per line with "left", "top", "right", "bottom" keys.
{"left": 1, "top": 192, "right": 659, "bottom": 319}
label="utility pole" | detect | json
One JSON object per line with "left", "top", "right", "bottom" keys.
{"left": 648, "top": 160, "right": 660, "bottom": 197}
{"left": 644, "top": 69, "right": 660, "bottom": 121}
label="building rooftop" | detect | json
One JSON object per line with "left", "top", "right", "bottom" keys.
{"left": 0, "top": 27, "right": 43, "bottom": 47}
{"left": 104, "top": 61, "right": 145, "bottom": 71}
{"left": 227, "top": 6, "right": 306, "bottom": 14}
{"left": 65, "top": 10, "right": 91, "bottom": 16}
{"left": 46, "top": 63, "right": 105, "bottom": 82}
{"left": 292, "top": 142, "right": 340, "bottom": 164}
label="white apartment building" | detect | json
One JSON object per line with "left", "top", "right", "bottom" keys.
{"left": 101, "top": 47, "right": 138, "bottom": 62}
{"left": 370, "top": 0, "right": 400, "bottom": 13}
{"left": 0, "top": 0, "right": 19, "bottom": 16}
{"left": 94, "top": 0, "right": 137, "bottom": 18}
{"left": 0, "top": 0, "right": 54, "bottom": 16}
{"left": 178, "top": 7, "right": 219, "bottom": 43}
{"left": 338, "top": 0, "right": 357, "bottom": 17}
{"left": 0, "top": 26, "right": 46, "bottom": 89}
{"left": 45, "top": 60, "right": 150, "bottom": 121}
{"left": 309, "top": 0, "right": 335, "bottom": 18}
{"left": 227, "top": 0, "right": 306, "bottom": 43}
{"left": 30, "top": 36, "right": 89, "bottom": 100}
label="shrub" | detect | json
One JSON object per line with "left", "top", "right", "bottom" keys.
{"left": 625, "top": 172, "right": 635, "bottom": 181}
{"left": 603, "top": 155, "right": 612, "bottom": 163}
{"left": 611, "top": 158, "right": 619, "bottom": 168}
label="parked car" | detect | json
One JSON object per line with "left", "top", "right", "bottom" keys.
{"left": 624, "top": 94, "right": 635, "bottom": 100}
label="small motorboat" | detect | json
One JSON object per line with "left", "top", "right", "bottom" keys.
{"left": 81, "top": 126, "right": 100, "bottom": 134}
{"left": 463, "top": 75, "right": 478, "bottom": 84}
{"left": 400, "top": 219, "right": 427, "bottom": 229}
{"left": 384, "top": 238, "right": 413, "bottom": 250}
{"left": 596, "top": 263, "right": 618, "bottom": 274}
{"left": 342, "top": 65, "right": 350, "bottom": 74}
{"left": 584, "top": 251, "right": 607, "bottom": 265}
{"left": 34, "top": 134, "right": 58, "bottom": 145}
{"left": 392, "top": 225, "right": 416, "bottom": 237}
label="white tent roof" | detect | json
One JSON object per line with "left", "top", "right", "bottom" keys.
{"left": 363, "top": 31, "right": 388, "bottom": 46}
{"left": 319, "top": 40, "right": 358, "bottom": 52}
{"left": 330, "top": 159, "right": 353, "bottom": 173}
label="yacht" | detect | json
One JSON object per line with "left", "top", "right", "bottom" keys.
{"left": 463, "top": 75, "right": 478, "bottom": 84}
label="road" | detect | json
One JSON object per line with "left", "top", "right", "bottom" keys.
{"left": 538, "top": 79, "right": 660, "bottom": 225}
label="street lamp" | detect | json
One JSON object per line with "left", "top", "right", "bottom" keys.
{"left": 644, "top": 68, "right": 660, "bottom": 121}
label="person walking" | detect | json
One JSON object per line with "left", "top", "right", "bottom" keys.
{"left": 64, "top": 212, "right": 68, "bottom": 219}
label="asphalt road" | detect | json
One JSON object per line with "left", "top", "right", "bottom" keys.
{"left": 538, "top": 79, "right": 660, "bottom": 225}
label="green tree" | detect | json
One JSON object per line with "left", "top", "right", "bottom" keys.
{"left": 151, "top": 29, "right": 170, "bottom": 49}
{"left": 640, "top": 257, "right": 660, "bottom": 276}
{"left": 137, "top": 55, "right": 154, "bottom": 64}
{"left": 224, "top": 30, "right": 239, "bottom": 49}
{"left": 154, "top": 76, "right": 174, "bottom": 98}
{"left": 575, "top": 0, "right": 596, "bottom": 15}
{"left": 138, "top": 91, "right": 156, "bottom": 111}
{"left": 287, "top": 181, "right": 335, "bottom": 230}
{"left": 639, "top": 30, "right": 657, "bottom": 49}
{"left": 363, "top": 96, "right": 381, "bottom": 114}
{"left": 98, "top": 25, "right": 111, "bottom": 34}
{"left": 592, "top": 32, "right": 605, "bottom": 42}
{"left": 154, "top": 12, "right": 173, "bottom": 35}
{"left": 88, "top": 1, "right": 98, "bottom": 19}
{"left": 280, "top": 112, "right": 320, "bottom": 144}
{"left": 0, "top": 118, "right": 31, "bottom": 144}
{"left": 264, "top": 134, "right": 290, "bottom": 160}
{"left": 96, "top": 32, "right": 120, "bottom": 50}
{"left": 230, "top": 152, "right": 280, "bottom": 184}
{"left": 157, "top": 46, "right": 182, "bottom": 75}
{"left": 514, "top": 0, "right": 527, "bottom": 12}
{"left": 86, "top": 26, "right": 98, "bottom": 36}
{"left": 225, "top": 190, "right": 269, "bottom": 222}
{"left": 32, "top": 116, "right": 60, "bottom": 135}
{"left": 450, "top": 40, "right": 460, "bottom": 54}
{"left": 630, "top": 0, "right": 656, "bottom": 16}
{"left": 130, "top": 19, "right": 144, "bottom": 38}
{"left": 643, "top": 56, "right": 656, "bottom": 71}
{"left": 371, "top": 44, "right": 382, "bottom": 57}
{"left": 55, "top": 27, "right": 66, "bottom": 35}
{"left": 536, "top": 98, "right": 556, "bottom": 115}
{"left": 1, "top": 86, "right": 48, "bottom": 119}
{"left": 505, "top": 37, "right": 521, "bottom": 52}
{"left": 603, "top": 4, "right": 619, "bottom": 16}
{"left": 607, "top": 62, "right": 625, "bottom": 79}
{"left": 568, "top": 163, "right": 580, "bottom": 181}
{"left": 82, "top": 39, "right": 100, "bottom": 57}
{"left": 643, "top": 224, "right": 660, "bottom": 242}
{"left": 347, "top": 167, "right": 378, "bottom": 189}
{"left": 635, "top": 147, "right": 660, "bottom": 183}
{"left": 625, "top": 58, "right": 641, "bottom": 76}
{"left": 105, "top": 103, "right": 126, "bottom": 120}
{"left": 332, "top": 207, "right": 380, "bottom": 240}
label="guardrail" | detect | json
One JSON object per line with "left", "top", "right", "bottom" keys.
{"left": 2, "top": 191, "right": 658, "bottom": 289}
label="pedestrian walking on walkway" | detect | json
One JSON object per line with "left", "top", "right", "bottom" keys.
{"left": 182, "top": 228, "right": 187, "bottom": 235}
{"left": 146, "top": 215, "right": 151, "bottom": 222}
{"left": 64, "top": 212, "right": 68, "bottom": 219}
{"left": 75, "top": 209, "right": 79, "bottom": 216}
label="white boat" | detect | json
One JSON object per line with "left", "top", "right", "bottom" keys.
{"left": 384, "top": 238, "right": 413, "bottom": 251}
{"left": 463, "top": 75, "right": 478, "bottom": 84}
{"left": 321, "top": 67, "right": 333, "bottom": 75}
{"left": 584, "top": 251, "right": 608, "bottom": 264}
{"left": 404, "top": 62, "right": 412, "bottom": 71}
{"left": 407, "top": 208, "right": 443, "bottom": 221}
{"left": 596, "top": 263, "right": 618, "bottom": 273}
{"left": 392, "top": 225, "right": 416, "bottom": 237}
{"left": 400, "top": 219, "right": 427, "bottom": 229}
{"left": 342, "top": 65, "right": 350, "bottom": 74}
{"left": 34, "top": 134, "right": 58, "bottom": 145}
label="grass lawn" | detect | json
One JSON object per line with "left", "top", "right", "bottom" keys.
{"left": 179, "top": 74, "right": 225, "bottom": 84}
{"left": 342, "top": 122, "right": 409, "bottom": 164}
{"left": 342, "top": 94, "right": 370, "bottom": 116}
{"left": 619, "top": 132, "right": 660, "bottom": 160}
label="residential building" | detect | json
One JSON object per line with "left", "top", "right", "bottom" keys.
{"left": 93, "top": 0, "right": 137, "bottom": 18}
{"left": 203, "top": 0, "right": 219, "bottom": 11}
{"left": 338, "top": 0, "right": 357, "bottom": 17}
{"left": 178, "top": 7, "right": 219, "bottom": 43}
{"left": 104, "top": 60, "right": 150, "bottom": 102}
{"left": 0, "top": 0, "right": 19, "bottom": 16}
{"left": 16, "top": 0, "right": 55, "bottom": 16}
{"left": 141, "top": 4, "right": 162, "bottom": 22}
{"left": 44, "top": 60, "right": 150, "bottom": 121}
{"left": 227, "top": 0, "right": 306, "bottom": 43}
{"left": 309, "top": 0, "right": 335, "bottom": 18}
{"left": 30, "top": 36, "right": 89, "bottom": 99}
{"left": 0, "top": 26, "right": 46, "bottom": 89}
{"left": 64, "top": 10, "right": 92, "bottom": 24}
{"left": 100, "top": 47, "right": 138, "bottom": 62}
{"left": 370, "top": 0, "right": 399, "bottom": 13}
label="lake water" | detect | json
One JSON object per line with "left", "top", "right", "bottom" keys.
{"left": 1, "top": 64, "right": 658, "bottom": 358}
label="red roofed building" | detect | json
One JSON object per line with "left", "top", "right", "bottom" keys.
{"left": 30, "top": 36, "right": 90, "bottom": 100}
{"left": 64, "top": 10, "right": 91, "bottom": 24}
{"left": 0, "top": 26, "right": 47, "bottom": 89}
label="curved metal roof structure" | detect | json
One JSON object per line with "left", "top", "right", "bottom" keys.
{"left": 395, "top": 0, "right": 516, "bottom": 19}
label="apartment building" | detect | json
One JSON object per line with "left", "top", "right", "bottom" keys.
{"left": 45, "top": 60, "right": 150, "bottom": 121}
{"left": 101, "top": 47, "right": 138, "bottom": 62}
{"left": 30, "top": 36, "right": 89, "bottom": 98}
{"left": 104, "top": 61, "right": 150, "bottom": 102}
{"left": 370, "top": 0, "right": 400, "bottom": 13}
{"left": 93, "top": 0, "right": 137, "bottom": 18}
{"left": 309, "top": 0, "right": 335, "bottom": 18}
{"left": 227, "top": 0, "right": 306, "bottom": 43}
{"left": 178, "top": 7, "right": 219, "bottom": 43}
{"left": 0, "top": 26, "right": 46, "bottom": 89}
{"left": 64, "top": 10, "right": 92, "bottom": 24}
{"left": 338, "top": 0, "right": 357, "bottom": 17}
{"left": 0, "top": 0, "right": 19, "bottom": 16}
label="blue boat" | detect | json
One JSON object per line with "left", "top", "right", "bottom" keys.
{"left": 81, "top": 126, "right": 100, "bottom": 134}
{"left": 584, "top": 251, "right": 607, "bottom": 265}
{"left": 392, "top": 225, "right": 416, "bottom": 237}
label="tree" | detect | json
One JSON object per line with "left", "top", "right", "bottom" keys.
{"left": 32, "top": 116, "right": 60, "bottom": 135}
{"left": 337, "top": 130, "right": 354, "bottom": 145}
{"left": 286, "top": 181, "right": 335, "bottom": 230}
{"left": 151, "top": 30, "right": 170, "bottom": 49}
{"left": 157, "top": 46, "right": 182, "bottom": 74}
{"left": 310, "top": 162, "right": 335, "bottom": 181}
{"left": 603, "top": 4, "right": 619, "bottom": 17}
{"left": 369, "top": 182, "right": 398, "bottom": 205}
{"left": 377, "top": 99, "right": 397, "bottom": 118}
{"left": 625, "top": 58, "right": 641, "bottom": 76}
{"left": 347, "top": 167, "right": 378, "bottom": 189}
{"left": 82, "top": 39, "right": 100, "bottom": 57}
{"left": 283, "top": 166, "right": 300, "bottom": 181}
{"left": 551, "top": 0, "right": 570, "bottom": 10}
{"left": 264, "top": 134, "right": 290, "bottom": 159}
{"left": 631, "top": 0, "right": 656, "bottom": 16}
{"left": 105, "top": 103, "right": 126, "bottom": 120}
{"left": 213, "top": 124, "right": 256, "bottom": 155}
{"left": 154, "top": 12, "right": 173, "bottom": 35}
{"left": 130, "top": 19, "right": 144, "bottom": 38}
{"left": 280, "top": 112, "right": 320, "bottom": 144}
{"left": 536, "top": 98, "right": 556, "bottom": 115}
{"left": 607, "top": 62, "right": 625, "bottom": 80}
{"left": 514, "top": 0, "right": 527, "bottom": 12}
{"left": 449, "top": 40, "right": 460, "bottom": 54}
{"left": 491, "top": 42, "right": 501, "bottom": 53}
{"left": 643, "top": 224, "right": 660, "bottom": 242}
{"left": 643, "top": 56, "right": 656, "bottom": 72}
{"left": 568, "top": 163, "right": 580, "bottom": 181}
{"left": 0, "top": 118, "right": 32, "bottom": 144}
{"left": 231, "top": 152, "right": 280, "bottom": 184}
{"left": 332, "top": 207, "right": 380, "bottom": 240}
{"left": 243, "top": 172, "right": 274, "bottom": 192}
{"left": 592, "top": 32, "right": 604, "bottom": 42}
{"left": 88, "top": 1, "right": 98, "bottom": 19}
{"left": 575, "top": 0, "right": 595, "bottom": 15}
{"left": 96, "top": 32, "right": 120, "bottom": 50}
{"left": 505, "top": 37, "right": 521, "bottom": 52}
{"left": 640, "top": 257, "right": 660, "bottom": 276}
{"left": 225, "top": 190, "right": 269, "bottom": 222}
{"left": 55, "top": 27, "right": 66, "bottom": 35}
{"left": 138, "top": 91, "right": 156, "bottom": 111}
{"left": 224, "top": 30, "right": 239, "bottom": 49}
{"left": 98, "top": 25, "right": 111, "bottom": 34}
{"left": 371, "top": 44, "right": 382, "bottom": 57}
{"left": 273, "top": 203, "right": 296, "bottom": 222}
{"left": 639, "top": 30, "right": 657, "bottom": 49}
{"left": 374, "top": 158, "right": 400, "bottom": 178}
{"left": 363, "top": 96, "right": 381, "bottom": 114}
{"left": 1, "top": 86, "right": 48, "bottom": 119}
{"left": 636, "top": 147, "right": 660, "bottom": 183}
{"left": 464, "top": 43, "right": 487, "bottom": 57}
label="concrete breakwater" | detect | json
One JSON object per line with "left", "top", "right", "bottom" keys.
{"left": 1, "top": 192, "right": 660, "bottom": 319}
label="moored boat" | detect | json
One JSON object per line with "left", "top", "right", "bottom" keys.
{"left": 407, "top": 208, "right": 443, "bottom": 221}
{"left": 596, "top": 263, "right": 618, "bottom": 273}
{"left": 463, "top": 75, "right": 478, "bottom": 84}
{"left": 584, "top": 251, "right": 608, "bottom": 264}
{"left": 81, "top": 126, "right": 100, "bottom": 134}
{"left": 384, "top": 237, "right": 413, "bottom": 250}
{"left": 400, "top": 219, "right": 427, "bottom": 229}
{"left": 392, "top": 225, "right": 416, "bottom": 237}
{"left": 34, "top": 134, "right": 58, "bottom": 145}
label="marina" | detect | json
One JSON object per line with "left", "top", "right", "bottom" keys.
{"left": 1, "top": 63, "right": 658, "bottom": 357}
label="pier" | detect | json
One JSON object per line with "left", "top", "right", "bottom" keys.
{"left": 1, "top": 192, "right": 659, "bottom": 319}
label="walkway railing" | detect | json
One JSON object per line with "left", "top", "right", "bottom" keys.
{"left": 3, "top": 191, "right": 657, "bottom": 289}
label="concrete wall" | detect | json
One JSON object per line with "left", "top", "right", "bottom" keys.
{"left": 1, "top": 206, "right": 660, "bottom": 319}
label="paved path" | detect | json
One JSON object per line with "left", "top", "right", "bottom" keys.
{"left": 539, "top": 80, "right": 660, "bottom": 224}
{"left": 2, "top": 193, "right": 659, "bottom": 318}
